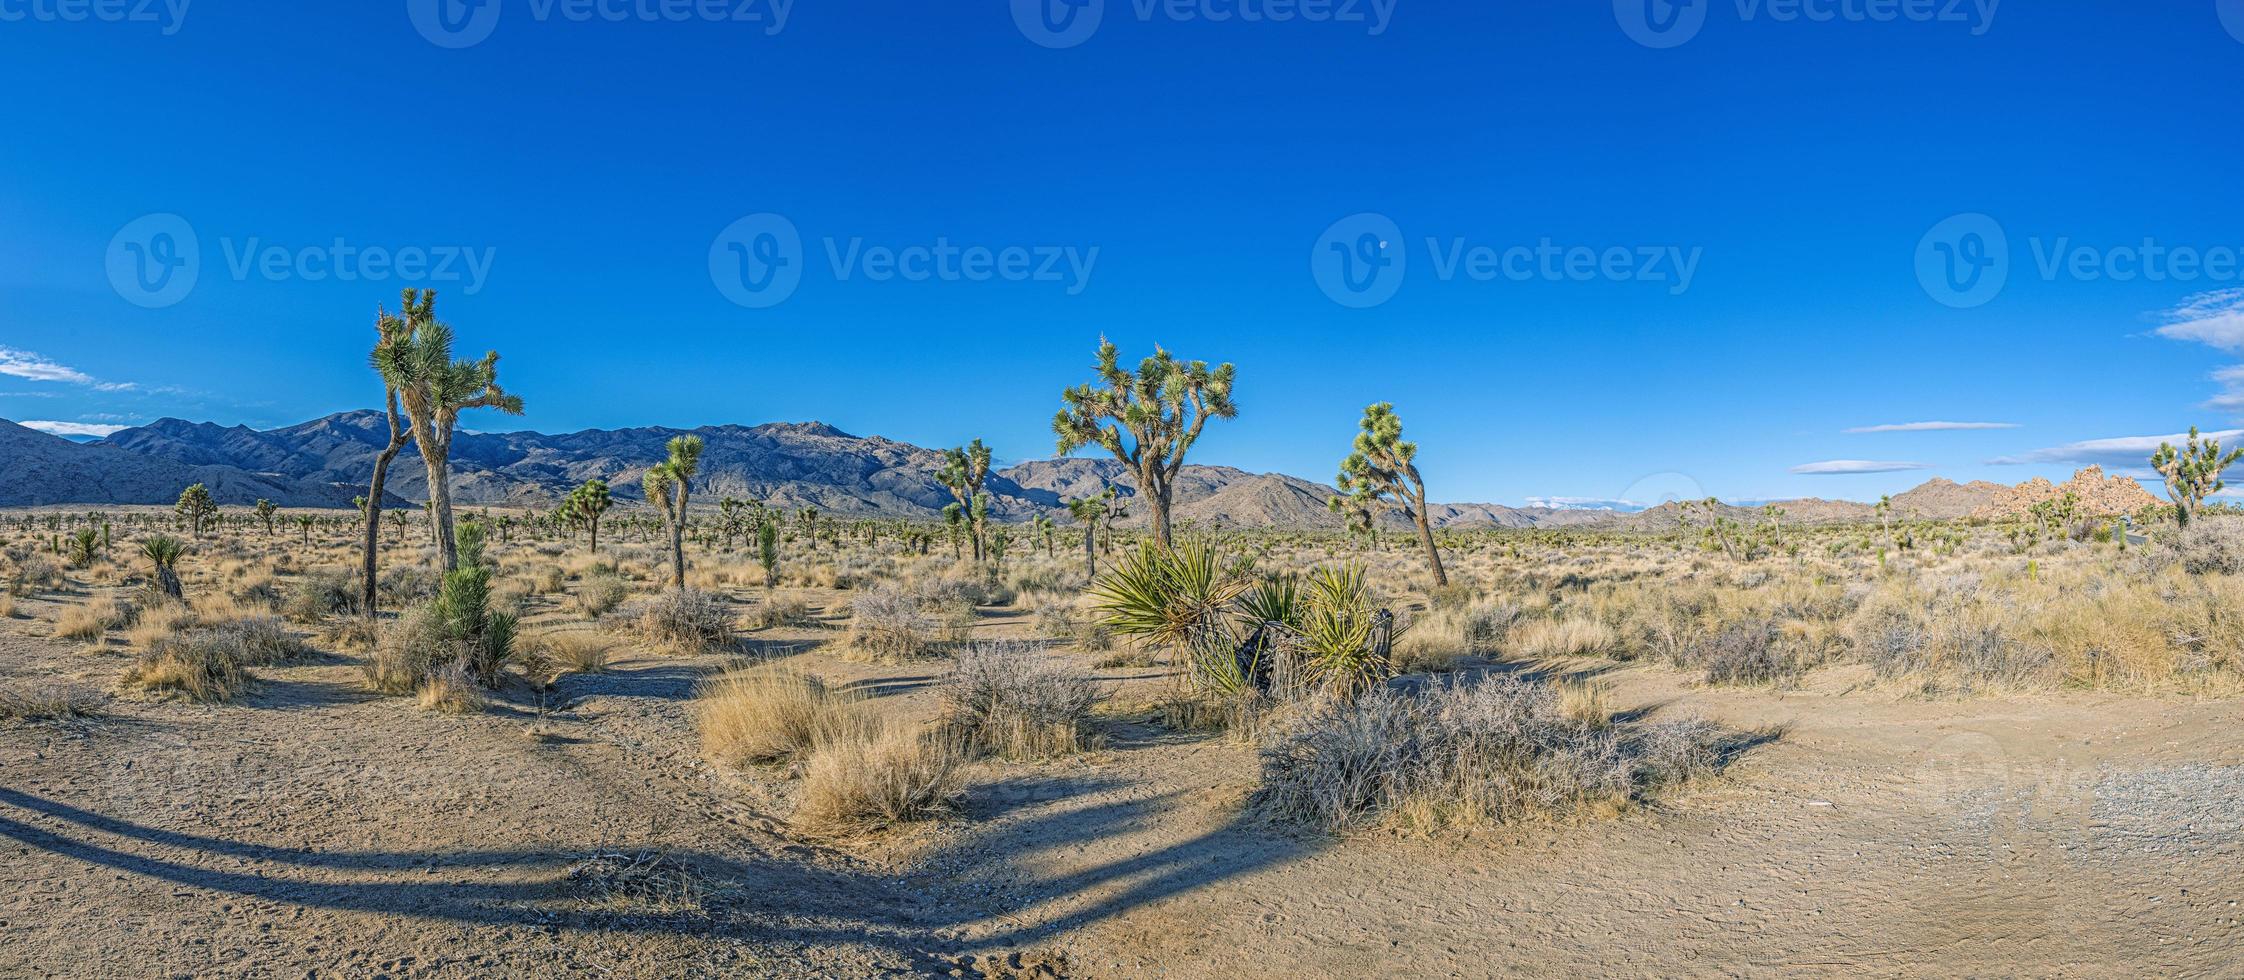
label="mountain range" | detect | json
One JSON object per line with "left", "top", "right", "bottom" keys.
{"left": 0, "top": 411, "right": 2077, "bottom": 528}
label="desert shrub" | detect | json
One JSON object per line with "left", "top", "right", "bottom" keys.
{"left": 1508, "top": 616, "right": 1615, "bottom": 659}
{"left": 415, "top": 663, "right": 485, "bottom": 713}
{"left": 11, "top": 555, "right": 63, "bottom": 595}
{"left": 202, "top": 617, "right": 309, "bottom": 667}
{"left": 575, "top": 572, "right": 630, "bottom": 619}
{"left": 567, "top": 849, "right": 703, "bottom": 913}
{"left": 696, "top": 667, "right": 871, "bottom": 767}
{"left": 378, "top": 565, "right": 438, "bottom": 608}
{"left": 1693, "top": 619, "right": 1803, "bottom": 686}
{"left": 1255, "top": 674, "right": 1725, "bottom": 833}
{"left": 122, "top": 630, "right": 255, "bottom": 702}
{"left": 532, "top": 566, "right": 568, "bottom": 594}
{"left": 1031, "top": 601, "right": 1078, "bottom": 640}
{"left": 1427, "top": 582, "right": 1477, "bottom": 612}
{"left": 0, "top": 594, "right": 16, "bottom": 619}
{"left": 750, "top": 593, "right": 814, "bottom": 630}
{"left": 0, "top": 683, "right": 107, "bottom": 724}
{"left": 614, "top": 588, "right": 735, "bottom": 654}
{"left": 529, "top": 632, "right": 614, "bottom": 676}
{"left": 2176, "top": 517, "right": 2244, "bottom": 576}
{"left": 942, "top": 642, "right": 1105, "bottom": 758}
{"left": 51, "top": 602, "right": 118, "bottom": 642}
{"left": 847, "top": 586, "right": 935, "bottom": 661}
{"left": 284, "top": 572, "right": 363, "bottom": 623}
{"left": 364, "top": 606, "right": 453, "bottom": 695}
{"left": 794, "top": 725, "right": 965, "bottom": 834}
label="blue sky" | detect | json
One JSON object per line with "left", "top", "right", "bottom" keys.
{"left": 4, "top": 1, "right": 2243, "bottom": 507}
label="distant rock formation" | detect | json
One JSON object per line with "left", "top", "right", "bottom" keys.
{"left": 1971, "top": 466, "right": 2161, "bottom": 519}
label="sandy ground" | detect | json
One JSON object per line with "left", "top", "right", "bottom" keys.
{"left": 3, "top": 590, "right": 2241, "bottom": 979}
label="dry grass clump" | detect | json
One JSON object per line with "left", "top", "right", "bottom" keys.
{"left": 529, "top": 631, "right": 615, "bottom": 676}
{"left": 567, "top": 849, "right": 703, "bottom": 913}
{"left": 364, "top": 605, "right": 453, "bottom": 695}
{"left": 1507, "top": 616, "right": 1615, "bottom": 659}
{"left": 415, "top": 664, "right": 485, "bottom": 714}
{"left": 0, "top": 683, "right": 108, "bottom": 724}
{"left": 750, "top": 593, "right": 815, "bottom": 630}
{"left": 122, "top": 632, "right": 253, "bottom": 702}
{"left": 846, "top": 586, "right": 935, "bottom": 661}
{"left": 793, "top": 724, "right": 965, "bottom": 835}
{"left": 51, "top": 601, "right": 119, "bottom": 643}
{"left": 575, "top": 572, "right": 630, "bottom": 619}
{"left": 1255, "top": 674, "right": 1727, "bottom": 833}
{"left": 1394, "top": 599, "right": 1521, "bottom": 672}
{"left": 2175, "top": 517, "right": 2244, "bottom": 576}
{"left": 695, "top": 666, "right": 872, "bottom": 767}
{"left": 125, "top": 601, "right": 198, "bottom": 651}
{"left": 284, "top": 572, "right": 362, "bottom": 623}
{"left": 614, "top": 589, "right": 735, "bottom": 654}
{"left": 0, "top": 594, "right": 16, "bottom": 619}
{"left": 942, "top": 641, "right": 1106, "bottom": 759}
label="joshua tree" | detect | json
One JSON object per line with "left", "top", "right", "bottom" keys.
{"left": 644, "top": 436, "right": 703, "bottom": 590}
{"left": 296, "top": 513, "right": 316, "bottom": 547}
{"left": 941, "top": 502, "right": 966, "bottom": 560}
{"left": 563, "top": 478, "right": 614, "bottom": 553}
{"left": 756, "top": 517, "right": 780, "bottom": 588}
{"left": 141, "top": 535, "right": 185, "bottom": 600}
{"left": 358, "top": 292, "right": 429, "bottom": 614}
{"left": 1064, "top": 488, "right": 1115, "bottom": 579}
{"left": 175, "top": 484, "right": 217, "bottom": 540}
{"left": 1053, "top": 339, "right": 1237, "bottom": 549}
{"left": 2151, "top": 426, "right": 2242, "bottom": 528}
{"left": 938, "top": 439, "right": 993, "bottom": 561}
{"left": 369, "top": 290, "right": 525, "bottom": 571}
{"left": 254, "top": 499, "right": 277, "bottom": 539}
{"left": 1032, "top": 514, "right": 1057, "bottom": 558}
{"left": 718, "top": 496, "right": 749, "bottom": 548}
{"left": 1329, "top": 402, "right": 1447, "bottom": 586}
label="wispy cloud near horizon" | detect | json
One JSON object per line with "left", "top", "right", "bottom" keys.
{"left": 17, "top": 420, "right": 129, "bottom": 438}
{"left": 1845, "top": 421, "right": 2018, "bottom": 433}
{"left": 0, "top": 347, "right": 94, "bottom": 385}
{"left": 2152, "top": 291, "right": 2244, "bottom": 415}
{"left": 1988, "top": 429, "right": 2244, "bottom": 467}
{"left": 1789, "top": 460, "right": 1934, "bottom": 475}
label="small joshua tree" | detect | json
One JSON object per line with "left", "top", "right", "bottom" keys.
{"left": 644, "top": 436, "right": 703, "bottom": 590}
{"left": 254, "top": 499, "right": 277, "bottom": 539}
{"left": 938, "top": 439, "right": 993, "bottom": 561}
{"left": 1054, "top": 339, "right": 1237, "bottom": 549}
{"left": 756, "top": 517, "right": 780, "bottom": 588}
{"left": 1064, "top": 488, "right": 1116, "bottom": 579}
{"left": 563, "top": 478, "right": 614, "bottom": 553}
{"left": 141, "top": 535, "right": 185, "bottom": 600}
{"left": 175, "top": 484, "right": 217, "bottom": 540}
{"left": 1329, "top": 402, "right": 1447, "bottom": 586}
{"left": 296, "top": 513, "right": 316, "bottom": 547}
{"left": 2151, "top": 426, "right": 2242, "bottom": 528}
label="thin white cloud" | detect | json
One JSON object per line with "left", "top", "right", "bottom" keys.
{"left": 1988, "top": 429, "right": 2244, "bottom": 466}
{"left": 0, "top": 347, "right": 94, "bottom": 384}
{"left": 1524, "top": 496, "right": 1647, "bottom": 512}
{"left": 1789, "top": 460, "right": 1934, "bottom": 475}
{"left": 1845, "top": 421, "right": 2018, "bottom": 433}
{"left": 18, "top": 420, "right": 128, "bottom": 438}
{"left": 2153, "top": 289, "right": 2244, "bottom": 353}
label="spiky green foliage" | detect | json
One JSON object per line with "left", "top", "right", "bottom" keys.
{"left": 938, "top": 439, "right": 993, "bottom": 561}
{"left": 1053, "top": 339, "right": 1237, "bottom": 548}
{"left": 368, "top": 290, "right": 524, "bottom": 571}
{"left": 644, "top": 436, "right": 704, "bottom": 590}
{"left": 562, "top": 478, "right": 614, "bottom": 553}
{"left": 1292, "top": 564, "right": 1398, "bottom": 699}
{"left": 253, "top": 499, "right": 277, "bottom": 538}
{"left": 65, "top": 527, "right": 99, "bottom": 569}
{"left": 175, "top": 484, "right": 216, "bottom": 539}
{"left": 2152, "top": 426, "right": 2243, "bottom": 528}
{"left": 756, "top": 517, "right": 780, "bottom": 588}
{"left": 1330, "top": 402, "right": 1447, "bottom": 586}
{"left": 141, "top": 535, "right": 185, "bottom": 600}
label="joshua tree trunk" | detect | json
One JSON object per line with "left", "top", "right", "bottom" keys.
{"left": 589, "top": 515, "right": 601, "bottom": 554}
{"left": 1082, "top": 524, "right": 1097, "bottom": 580}
{"left": 156, "top": 565, "right": 183, "bottom": 601}
{"left": 405, "top": 413, "right": 461, "bottom": 571}
{"left": 1137, "top": 461, "right": 1175, "bottom": 549}
{"left": 1412, "top": 511, "right": 1448, "bottom": 587}
{"left": 361, "top": 397, "right": 410, "bottom": 616}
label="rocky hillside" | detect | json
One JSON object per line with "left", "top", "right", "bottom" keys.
{"left": 1971, "top": 466, "right": 2161, "bottom": 519}
{"left": 0, "top": 419, "right": 370, "bottom": 508}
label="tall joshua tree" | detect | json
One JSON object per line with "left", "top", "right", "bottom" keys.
{"left": 1329, "top": 402, "right": 1447, "bottom": 587}
{"left": 370, "top": 290, "right": 524, "bottom": 571}
{"left": 175, "top": 484, "right": 216, "bottom": 540}
{"left": 2152, "top": 426, "right": 2242, "bottom": 528}
{"left": 254, "top": 499, "right": 277, "bottom": 539}
{"left": 1064, "top": 487, "right": 1115, "bottom": 580}
{"left": 361, "top": 292, "right": 426, "bottom": 615}
{"left": 938, "top": 439, "right": 993, "bottom": 561}
{"left": 1053, "top": 339, "right": 1237, "bottom": 549}
{"left": 644, "top": 436, "right": 704, "bottom": 590}
{"left": 563, "top": 478, "right": 614, "bottom": 553}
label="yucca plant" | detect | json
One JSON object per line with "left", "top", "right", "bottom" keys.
{"left": 65, "top": 527, "right": 99, "bottom": 569}
{"left": 1293, "top": 564, "right": 1400, "bottom": 699}
{"left": 141, "top": 535, "right": 185, "bottom": 600}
